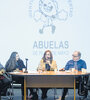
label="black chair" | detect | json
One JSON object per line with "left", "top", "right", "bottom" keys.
{"left": 0, "top": 73, "right": 14, "bottom": 100}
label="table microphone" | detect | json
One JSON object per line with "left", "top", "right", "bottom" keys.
{"left": 25, "top": 58, "right": 28, "bottom": 70}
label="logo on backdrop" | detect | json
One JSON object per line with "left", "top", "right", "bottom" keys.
{"left": 29, "top": 0, "right": 73, "bottom": 34}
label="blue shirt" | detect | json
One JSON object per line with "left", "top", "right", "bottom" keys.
{"left": 65, "top": 59, "right": 87, "bottom": 71}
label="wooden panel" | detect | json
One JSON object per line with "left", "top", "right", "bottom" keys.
{"left": 25, "top": 75, "right": 74, "bottom": 88}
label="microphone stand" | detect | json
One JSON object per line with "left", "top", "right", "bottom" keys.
{"left": 25, "top": 58, "right": 28, "bottom": 70}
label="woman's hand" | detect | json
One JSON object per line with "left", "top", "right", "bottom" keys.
{"left": 46, "top": 60, "right": 50, "bottom": 64}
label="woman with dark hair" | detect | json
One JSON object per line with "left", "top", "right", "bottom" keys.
{"left": 37, "top": 50, "right": 57, "bottom": 99}
{"left": 5, "top": 52, "right": 26, "bottom": 100}
{"left": 5, "top": 52, "right": 25, "bottom": 72}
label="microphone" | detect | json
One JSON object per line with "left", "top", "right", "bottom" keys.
{"left": 25, "top": 58, "right": 28, "bottom": 70}
{"left": 47, "top": 57, "right": 50, "bottom": 60}
{"left": 25, "top": 58, "right": 28, "bottom": 61}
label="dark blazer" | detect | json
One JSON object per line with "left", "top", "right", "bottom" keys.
{"left": 0, "top": 63, "right": 4, "bottom": 70}
{"left": 5, "top": 59, "right": 26, "bottom": 72}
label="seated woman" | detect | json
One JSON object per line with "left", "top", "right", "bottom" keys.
{"left": 0, "top": 63, "right": 11, "bottom": 96}
{"left": 5, "top": 52, "right": 26, "bottom": 100}
{"left": 37, "top": 50, "right": 57, "bottom": 99}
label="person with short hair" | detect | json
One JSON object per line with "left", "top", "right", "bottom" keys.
{"left": 60, "top": 51, "right": 88, "bottom": 100}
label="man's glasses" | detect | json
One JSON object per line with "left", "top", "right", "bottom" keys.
{"left": 72, "top": 55, "right": 79, "bottom": 57}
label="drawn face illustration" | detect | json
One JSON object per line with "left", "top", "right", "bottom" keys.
{"left": 32, "top": 0, "right": 73, "bottom": 33}
{"left": 43, "top": 1, "right": 53, "bottom": 12}
{"left": 39, "top": 0, "right": 57, "bottom": 16}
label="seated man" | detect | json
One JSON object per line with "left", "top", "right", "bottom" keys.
{"left": 60, "top": 51, "right": 88, "bottom": 100}
{"left": 0, "top": 63, "right": 11, "bottom": 96}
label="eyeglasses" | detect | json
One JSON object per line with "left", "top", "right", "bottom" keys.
{"left": 72, "top": 55, "right": 79, "bottom": 57}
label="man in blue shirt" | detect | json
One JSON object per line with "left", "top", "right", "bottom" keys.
{"left": 65, "top": 54, "right": 87, "bottom": 71}
{"left": 61, "top": 51, "right": 88, "bottom": 100}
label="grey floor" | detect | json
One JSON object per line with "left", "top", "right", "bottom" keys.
{"left": 1, "top": 89, "right": 90, "bottom": 100}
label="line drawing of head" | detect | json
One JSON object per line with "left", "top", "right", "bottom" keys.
{"left": 31, "top": 0, "right": 73, "bottom": 34}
